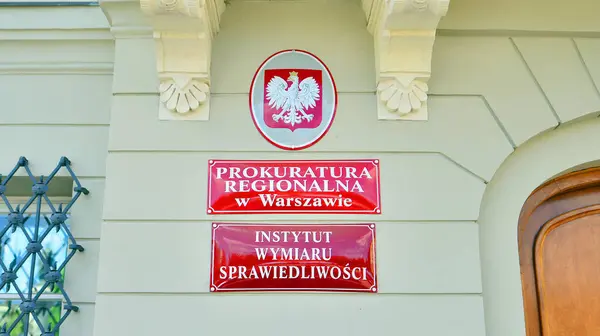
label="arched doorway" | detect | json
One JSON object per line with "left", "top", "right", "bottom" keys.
{"left": 518, "top": 167, "right": 600, "bottom": 335}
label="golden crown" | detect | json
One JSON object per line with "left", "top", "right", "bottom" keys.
{"left": 289, "top": 71, "right": 299, "bottom": 77}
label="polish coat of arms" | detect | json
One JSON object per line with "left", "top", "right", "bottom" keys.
{"left": 249, "top": 49, "right": 337, "bottom": 151}
{"left": 263, "top": 69, "right": 323, "bottom": 131}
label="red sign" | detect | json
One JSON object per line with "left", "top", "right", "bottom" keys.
{"left": 206, "top": 159, "right": 381, "bottom": 214}
{"left": 249, "top": 49, "right": 338, "bottom": 151}
{"left": 210, "top": 223, "right": 377, "bottom": 293}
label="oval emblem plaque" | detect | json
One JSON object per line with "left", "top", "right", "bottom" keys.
{"left": 249, "top": 49, "right": 338, "bottom": 151}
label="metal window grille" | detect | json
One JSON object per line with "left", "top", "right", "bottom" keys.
{"left": 0, "top": 157, "right": 88, "bottom": 335}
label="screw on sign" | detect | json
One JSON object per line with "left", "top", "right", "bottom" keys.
{"left": 210, "top": 223, "right": 377, "bottom": 293}
{"left": 249, "top": 49, "right": 338, "bottom": 150}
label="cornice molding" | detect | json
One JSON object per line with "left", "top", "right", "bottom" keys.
{"left": 0, "top": 62, "right": 114, "bottom": 75}
{"left": 0, "top": 29, "right": 113, "bottom": 41}
{"left": 363, "top": 0, "right": 450, "bottom": 120}
{"left": 138, "top": 0, "right": 226, "bottom": 120}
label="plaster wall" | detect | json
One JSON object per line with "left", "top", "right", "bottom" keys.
{"left": 0, "top": 6, "right": 113, "bottom": 335}
{"left": 1, "top": 0, "right": 600, "bottom": 335}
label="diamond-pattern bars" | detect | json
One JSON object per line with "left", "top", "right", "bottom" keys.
{"left": 0, "top": 157, "right": 88, "bottom": 336}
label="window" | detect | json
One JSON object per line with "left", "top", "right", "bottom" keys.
{"left": 0, "top": 172, "right": 83, "bottom": 336}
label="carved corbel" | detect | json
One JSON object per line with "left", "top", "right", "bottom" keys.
{"left": 139, "top": 0, "right": 226, "bottom": 120}
{"left": 363, "top": 0, "right": 450, "bottom": 120}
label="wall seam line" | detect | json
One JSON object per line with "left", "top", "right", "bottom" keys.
{"left": 94, "top": 292, "right": 484, "bottom": 296}
{"left": 509, "top": 37, "right": 562, "bottom": 126}
{"left": 437, "top": 29, "right": 600, "bottom": 38}
{"left": 102, "top": 150, "right": 491, "bottom": 183}
{"left": 105, "top": 149, "right": 453, "bottom": 154}
{"left": 0, "top": 124, "right": 110, "bottom": 127}
{"left": 100, "top": 219, "right": 480, "bottom": 223}
{"left": 479, "top": 95, "right": 517, "bottom": 149}
{"left": 439, "top": 153, "right": 487, "bottom": 184}
{"left": 571, "top": 37, "right": 600, "bottom": 100}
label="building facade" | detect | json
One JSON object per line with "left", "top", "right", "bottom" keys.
{"left": 1, "top": 0, "right": 600, "bottom": 335}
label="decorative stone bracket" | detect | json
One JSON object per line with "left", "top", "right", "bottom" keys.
{"left": 362, "top": 0, "right": 450, "bottom": 120}
{"left": 139, "top": 0, "right": 226, "bottom": 120}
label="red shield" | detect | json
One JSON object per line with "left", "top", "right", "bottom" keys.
{"left": 263, "top": 68, "right": 323, "bottom": 131}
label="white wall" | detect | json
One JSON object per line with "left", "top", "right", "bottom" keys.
{"left": 2, "top": 0, "right": 600, "bottom": 334}
{"left": 95, "top": 0, "right": 486, "bottom": 335}
{"left": 440, "top": 0, "right": 600, "bottom": 32}
{"left": 95, "top": 0, "right": 600, "bottom": 335}
{"left": 0, "top": 6, "right": 112, "bottom": 336}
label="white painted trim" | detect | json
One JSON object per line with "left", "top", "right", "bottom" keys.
{"left": 0, "top": 2, "right": 97, "bottom": 6}
{"left": 439, "top": 0, "right": 600, "bottom": 33}
{"left": 0, "top": 63, "right": 113, "bottom": 75}
{"left": 0, "top": 6, "right": 109, "bottom": 30}
{"left": 0, "top": 29, "right": 113, "bottom": 41}
{"left": 100, "top": 0, "right": 227, "bottom": 121}
{"left": 478, "top": 116, "right": 600, "bottom": 336}
{"left": 362, "top": 0, "right": 450, "bottom": 120}
{"left": 109, "top": 26, "right": 153, "bottom": 39}
{"left": 0, "top": 7, "right": 114, "bottom": 75}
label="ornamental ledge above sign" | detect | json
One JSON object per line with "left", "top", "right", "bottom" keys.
{"left": 249, "top": 49, "right": 338, "bottom": 151}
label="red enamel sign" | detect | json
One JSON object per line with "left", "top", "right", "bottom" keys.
{"left": 210, "top": 223, "right": 377, "bottom": 293}
{"left": 207, "top": 159, "right": 381, "bottom": 214}
{"left": 249, "top": 49, "right": 338, "bottom": 150}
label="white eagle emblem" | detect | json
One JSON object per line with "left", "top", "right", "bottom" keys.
{"left": 266, "top": 71, "right": 320, "bottom": 126}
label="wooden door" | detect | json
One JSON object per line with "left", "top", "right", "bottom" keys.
{"left": 519, "top": 167, "right": 600, "bottom": 336}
